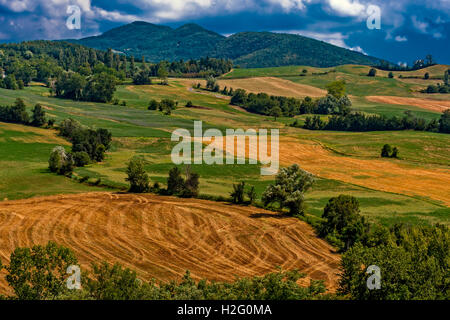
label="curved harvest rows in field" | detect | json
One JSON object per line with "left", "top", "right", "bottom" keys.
{"left": 366, "top": 96, "right": 450, "bottom": 112}
{"left": 0, "top": 193, "right": 340, "bottom": 294}
{"left": 181, "top": 77, "right": 327, "bottom": 98}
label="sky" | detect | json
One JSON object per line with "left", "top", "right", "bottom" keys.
{"left": 0, "top": 0, "right": 449, "bottom": 65}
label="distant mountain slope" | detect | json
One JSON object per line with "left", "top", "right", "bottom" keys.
{"left": 69, "top": 21, "right": 381, "bottom": 68}
{"left": 71, "top": 21, "right": 225, "bottom": 62}
{"left": 212, "top": 32, "right": 380, "bottom": 68}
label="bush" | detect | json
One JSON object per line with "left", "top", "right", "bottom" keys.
{"left": 381, "top": 144, "right": 392, "bottom": 157}
{"left": 125, "top": 157, "right": 150, "bottom": 193}
{"left": 148, "top": 99, "right": 159, "bottom": 110}
{"left": 185, "top": 101, "right": 193, "bottom": 108}
{"left": 388, "top": 72, "right": 394, "bottom": 78}
{"left": 368, "top": 68, "right": 377, "bottom": 77}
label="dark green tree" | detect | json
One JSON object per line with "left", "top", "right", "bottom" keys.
{"left": 126, "top": 157, "right": 150, "bottom": 193}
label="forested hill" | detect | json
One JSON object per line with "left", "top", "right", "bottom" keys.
{"left": 70, "top": 21, "right": 226, "bottom": 62}
{"left": 68, "top": 21, "right": 381, "bottom": 68}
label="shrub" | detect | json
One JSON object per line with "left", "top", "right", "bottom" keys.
{"left": 185, "top": 101, "right": 193, "bottom": 108}
{"left": 148, "top": 99, "right": 159, "bottom": 110}
{"left": 388, "top": 72, "right": 394, "bottom": 78}
{"left": 367, "top": 68, "right": 377, "bottom": 77}
{"left": 381, "top": 144, "right": 392, "bottom": 157}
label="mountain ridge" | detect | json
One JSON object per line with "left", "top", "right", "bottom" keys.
{"left": 68, "top": 21, "right": 381, "bottom": 68}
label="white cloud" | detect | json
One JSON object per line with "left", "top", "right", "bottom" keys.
{"left": 327, "top": 0, "right": 366, "bottom": 17}
{"left": 395, "top": 35, "right": 408, "bottom": 42}
{"left": 411, "top": 16, "right": 429, "bottom": 33}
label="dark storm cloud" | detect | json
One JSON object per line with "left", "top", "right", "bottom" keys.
{"left": 0, "top": 0, "right": 448, "bottom": 63}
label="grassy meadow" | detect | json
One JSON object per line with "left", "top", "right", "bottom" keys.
{"left": 0, "top": 65, "right": 449, "bottom": 225}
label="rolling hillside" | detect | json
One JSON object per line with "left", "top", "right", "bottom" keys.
{"left": 69, "top": 21, "right": 381, "bottom": 68}
{"left": 0, "top": 192, "right": 340, "bottom": 294}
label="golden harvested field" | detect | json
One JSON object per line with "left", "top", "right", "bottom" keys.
{"left": 366, "top": 96, "right": 450, "bottom": 112}
{"left": 278, "top": 137, "right": 450, "bottom": 206}
{"left": 181, "top": 77, "right": 327, "bottom": 98}
{"left": 0, "top": 193, "right": 340, "bottom": 294}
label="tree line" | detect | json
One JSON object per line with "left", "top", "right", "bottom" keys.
{"left": 300, "top": 110, "right": 450, "bottom": 134}
{"left": 201, "top": 79, "right": 352, "bottom": 118}
{"left": 0, "top": 98, "right": 49, "bottom": 127}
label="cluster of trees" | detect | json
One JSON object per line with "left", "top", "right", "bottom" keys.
{"left": 153, "top": 57, "right": 233, "bottom": 78}
{"left": 302, "top": 110, "right": 450, "bottom": 134}
{"left": 53, "top": 71, "right": 118, "bottom": 103}
{"left": 423, "top": 69, "right": 450, "bottom": 94}
{"left": 148, "top": 99, "right": 178, "bottom": 115}
{"left": 125, "top": 161, "right": 200, "bottom": 198}
{"left": 315, "top": 194, "right": 449, "bottom": 300}
{"left": 381, "top": 144, "right": 399, "bottom": 158}
{"left": 375, "top": 55, "right": 436, "bottom": 71}
{"left": 230, "top": 181, "right": 257, "bottom": 205}
{"left": 0, "top": 98, "right": 47, "bottom": 127}
{"left": 0, "top": 241, "right": 326, "bottom": 300}
{"left": 230, "top": 80, "right": 352, "bottom": 118}
{"left": 339, "top": 222, "right": 449, "bottom": 300}
{"left": 49, "top": 119, "right": 112, "bottom": 175}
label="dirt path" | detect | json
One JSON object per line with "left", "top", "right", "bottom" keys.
{"left": 0, "top": 193, "right": 340, "bottom": 294}
{"left": 366, "top": 96, "right": 450, "bottom": 112}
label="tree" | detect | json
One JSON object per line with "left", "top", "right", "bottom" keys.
{"left": 368, "top": 68, "right": 377, "bottom": 77}
{"left": 48, "top": 146, "right": 73, "bottom": 175}
{"left": 185, "top": 101, "right": 193, "bottom": 108}
{"left": 181, "top": 166, "right": 200, "bottom": 198}
{"left": 424, "top": 72, "right": 430, "bottom": 80}
{"left": 388, "top": 72, "right": 394, "bottom": 79}
{"left": 269, "top": 106, "right": 282, "bottom": 121}
{"left": 262, "top": 164, "right": 314, "bottom": 216}
{"left": 4, "top": 241, "right": 77, "bottom": 300}
{"left": 148, "top": 99, "right": 159, "bottom": 110}
{"left": 167, "top": 167, "right": 185, "bottom": 195}
{"left": 230, "top": 181, "right": 246, "bottom": 204}
{"left": 381, "top": 144, "right": 392, "bottom": 157}
{"left": 73, "top": 151, "right": 90, "bottom": 167}
{"left": 125, "top": 157, "right": 150, "bottom": 193}
{"left": 31, "top": 104, "right": 46, "bottom": 127}
{"left": 157, "top": 63, "right": 168, "bottom": 85}
{"left": 230, "top": 89, "right": 247, "bottom": 105}
{"left": 319, "top": 195, "right": 368, "bottom": 250}
{"left": 4, "top": 74, "right": 18, "bottom": 90}
{"left": 326, "top": 80, "right": 346, "bottom": 98}
{"left": 439, "top": 109, "right": 450, "bottom": 133}
{"left": 391, "top": 147, "right": 399, "bottom": 158}
{"left": 159, "top": 99, "right": 177, "bottom": 115}
{"left": 133, "top": 69, "right": 152, "bottom": 85}
{"left": 444, "top": 69, "right": 449, "bottom": 86}
{"left": 247, "top": 186, "right": 257, "bottom": 205}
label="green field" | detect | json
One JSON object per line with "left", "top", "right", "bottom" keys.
{"left": 0, "top": 70, "right": 449, "bottom": 225}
